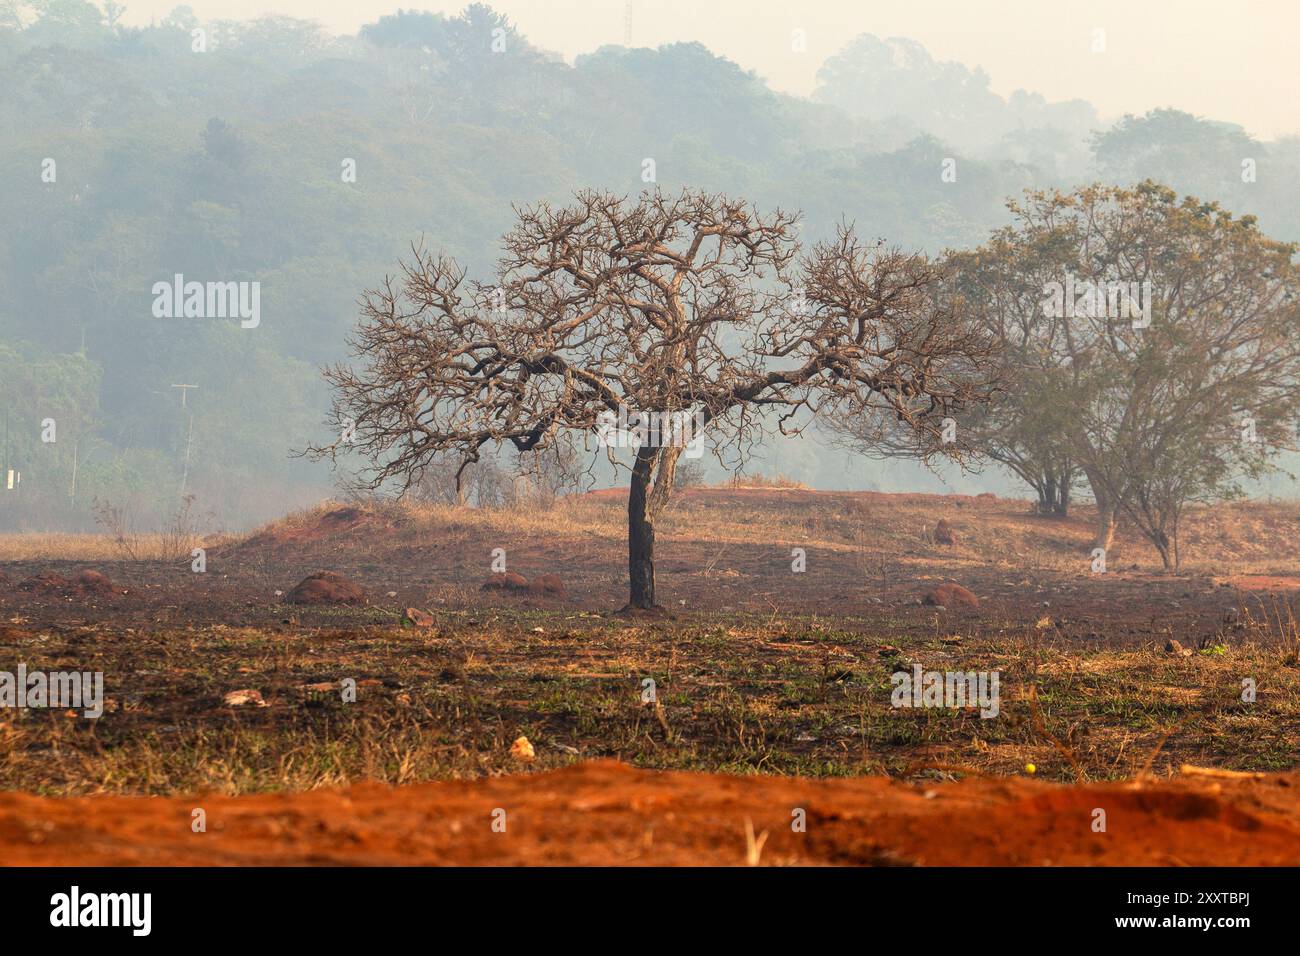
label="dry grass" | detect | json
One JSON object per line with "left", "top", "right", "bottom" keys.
{"left": 0, "top": 487, "right": 1297, "bottom": 798}
{"left": 1, "top": 609, "right": 1296, "bottom": 797}
{"left": 724, "top": 474, "right": 810, "bottom": 490}
{"left": 8, "top": 491, "right": 1296, "bottom": 577}
{"left": 0, "top": 533, "right": 183, "bottom": 562}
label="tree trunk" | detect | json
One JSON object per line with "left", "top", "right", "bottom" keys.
{"left": 1085, "top": 472, "right": 1116, "bottom": 551}
{"left": 1054, "top": 479, "right": 1070, "bottom": 516}
{"left": 1093, "top": 497, "right": 1116, "bottom": 551}
{"left": 627, "top": 447, "right": 658, "bottom": 609}
{"left": 646, "top": 445, "right": 682, "bottom": 520}
{"left": 1153, "top": 529, "right": 1172, "bottom": 571}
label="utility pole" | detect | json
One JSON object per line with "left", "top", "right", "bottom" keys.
{"left": 171, "top": 383, "right": 198, "bottom": 407}
{"left": 70, "top": 437, "right": 78, "bottom": 507}
{"left": 180, "top": 412, "right": 194, "bottom": 497}
{"left": 171, "top": 385, "right": 198, "bottom": 497}
{"left": 3, "top": 410, "right": 11, "bottom": 496}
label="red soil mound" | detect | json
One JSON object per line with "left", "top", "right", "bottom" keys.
{"left": 74, "top": 569, "right": 115, "bottom": 594}
{"left": 15, "top": 569, "right": 116, "bottom": 596}
{"left": 284, "top": 571, "right": 367, "bottom": 606}
{"left": 17, "top": 571, "right": 72, "bottom": 591}
{"left": 528, "top": 573, "right": 566, "bottom": 596}
{"left": 923, "top": 583, "right": 980, "bottom": 610}
{"left": 231, "top": 504, "right": 396, "bottom": 555}
{"left": 933, "top": 519, "right": 957, "bottom": 545}
{"left": 481, "top": 571, "right": 529, "bottom": 591}
{"left": 1, "top": 762, "right": 1296, "bottom": 866}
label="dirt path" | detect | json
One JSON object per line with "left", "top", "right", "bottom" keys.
{"left": 3, "top": 762, "right": 1297, "bottom": 866}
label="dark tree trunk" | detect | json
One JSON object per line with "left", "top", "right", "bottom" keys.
{"left": 627, "top": 447, "right": 658, "bottom": 609}
{"left": 1041, "top": 475, "right": 1058, "bottom": 515}
{"left": 1152, "top": 529, "right": 1172, "bottom": 571}
{"left": 1054, "top": 479, "right": 1070, "bottom": 516}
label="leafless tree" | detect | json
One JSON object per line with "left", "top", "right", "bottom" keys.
{"left": 310, "top": 189, "right": 998, "bottom": 608}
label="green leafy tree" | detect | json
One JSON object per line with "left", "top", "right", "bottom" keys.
{"left": 956, "top": 182, "right": 1300, "bottom": 567}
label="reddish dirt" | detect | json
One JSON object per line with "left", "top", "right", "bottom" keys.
{"left": 234, "top": 505, "right": 399, "bottom": 555}
{"left": 528, "top": 573, "right": 566, "bottom": 596}
{"left": 16, "top": 571, "right": 73, "bottom": 591}
{"left": 924, "top": 582, "right": 980, "bottom": 609}
{"left": 481, "top": 571, "right": 529, "bottom": 591}
{"left": 15, "top": 568, "right": 118, "bottom": 598}
{"left": 2, "top": 490, "right": 1296, "bottom": 638}
{"left": 1, "top": 761, "right": 1296, "bottom": 866}
{"left": 1229, "top": 574, "right": 1300, "bottom": 591}
{"left": 933, "top": 518, "right": 957, "bottom": 545}
{"left": 283, "top": 571, "right": 367, "bottom": 606}
{"left": 73, "top": 569, "right": 116, "bottom": 595}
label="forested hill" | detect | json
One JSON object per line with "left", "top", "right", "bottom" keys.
{"left": 2, "top": 2, "right": 1297, "bottom": 529}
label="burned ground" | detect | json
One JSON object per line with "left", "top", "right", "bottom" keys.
{"left": 0, "top": 489, "right": 1296, "bottom": 864}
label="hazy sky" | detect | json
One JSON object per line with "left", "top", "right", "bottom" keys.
{"left": 117, "top": 0, "right": 1299, "bottom": 140}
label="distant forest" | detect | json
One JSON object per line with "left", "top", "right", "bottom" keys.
{"left": 2, "top": 2, "right": 1298, "bottom": 529}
